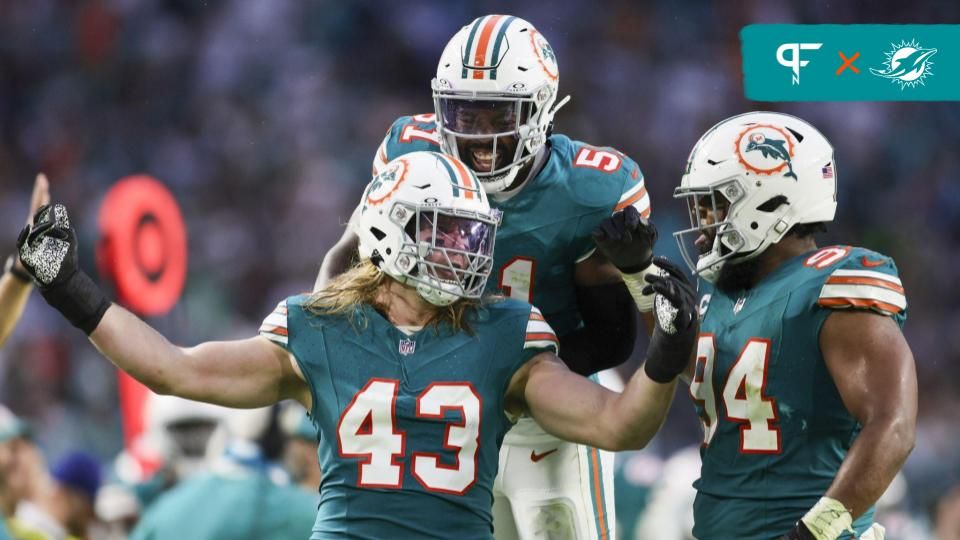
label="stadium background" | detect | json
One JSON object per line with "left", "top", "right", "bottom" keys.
{"left": 0, "top": 0, "right": 958, "bottom": 537}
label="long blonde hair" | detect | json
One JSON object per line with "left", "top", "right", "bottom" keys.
{"left": 305, "top": 260, "right": 482, "bottom": 333}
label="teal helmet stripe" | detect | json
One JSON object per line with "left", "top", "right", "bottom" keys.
{"left": 435, "top": 154, "right": 462, "bottom": 197}
{"left": 461, "top": 17, "right": 485, "bottom": 79}
{"left": 488, "top": 16, "right": 517, "bottom": 80}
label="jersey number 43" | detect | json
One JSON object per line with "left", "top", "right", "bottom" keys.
{"left": 337, "top": 379, "right": 480, "bottom": 495}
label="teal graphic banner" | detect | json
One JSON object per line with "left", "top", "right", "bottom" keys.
{"left": 741, "top": 24, "right": 960, "bottom": 101}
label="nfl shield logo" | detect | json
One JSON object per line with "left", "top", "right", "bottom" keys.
{"left": 398, "top": 338, "right": 416, "bottom": 356}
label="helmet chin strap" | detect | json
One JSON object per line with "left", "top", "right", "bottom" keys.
{"left": 489, "top": 144, "right": 550, "bottom": 202}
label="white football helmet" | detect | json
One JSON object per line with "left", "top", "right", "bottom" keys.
{"left": 432, "top": 15, "right": 569, "bottom": 193}
{"left": 675, "top": 112, "right": 837, "bottom": 282}
{"left": 353, "top": 151, "right": 500, "bottom": 306}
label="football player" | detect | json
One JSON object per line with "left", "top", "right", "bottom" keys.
{"left": 16, "top": 151, "right": 695, "bottom": 539}
{"left": 675, "top": 112, "right": 916, "bottom": 539}
{"left": 316, "top": 16, "right": 657, "bottom": 539}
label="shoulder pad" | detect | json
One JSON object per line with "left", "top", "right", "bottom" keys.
{"left": 373, "top": 114, "right": 442, "bottom": 175}
{"left": 552, "top": 135, "right": 648, "bottom": 215}
{"left": 808, "top": 246, "right": 906, "bottom": 317}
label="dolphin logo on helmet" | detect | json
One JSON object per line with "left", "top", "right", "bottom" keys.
{"left": 736, "top": 124, "right": 799, "bottom": 181}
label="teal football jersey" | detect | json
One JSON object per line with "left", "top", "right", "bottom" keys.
{"left": 259, "top": 295, "right": 558, "bottom": 539}
{"left": 688, "top": 246, "right": 907, "bottom": 539}
{"left": 372, "top": 113, "right": 650, "bottom": 336}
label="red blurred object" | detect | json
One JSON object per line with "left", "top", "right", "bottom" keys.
{"left": 96, "top": 175, "right": 188, "bottom": 452}
{"left": 96, "top": 174, "right": 187, "bottom": 317}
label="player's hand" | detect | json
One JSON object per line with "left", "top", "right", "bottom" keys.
{"left": 642, "top": 257, "right": 698, "bottom": 383}
{"left": 591, "top": 206, "right": 657, "bottom": 273}
{"left": 18, "top": 203, "right": 76, "bottom": 287}
{"left": 777, "top": 521, "right": 817, "bottom": 540}
{"left": 17, "top": 203, "right": 109, "bottom": 335}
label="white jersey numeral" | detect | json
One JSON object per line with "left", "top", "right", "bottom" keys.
{"left": 722, "top": 338, "right": 781, "bottom": 453}
{"left": 337, "top": 379, "right": 482, "bottom": 493}
{"left": 689, "top": 334, "right": 718, "bottom": 446}
{"left": 337, "top": 379, "right": 405, "bottom": 488}
{"left": 412, "top": 384, "right": 481, "bottom": 494}
{"left": 399, "top": 124, "right": 441, "bottom": 145}
{"left": 689, "top": 336, "right": 782, "bottom": 453}
{"left": 573, "top": 148, "right": 622, "bottom": 173}
{"left": 498, "top": 257, "right": 536, "bottom": 303}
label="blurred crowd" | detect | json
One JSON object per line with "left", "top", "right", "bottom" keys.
{"left": 0, "top": 0, "right": 958, "bottom": 538}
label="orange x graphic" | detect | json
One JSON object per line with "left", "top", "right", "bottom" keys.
{"left": 836, "top": 51, "right": 860, "bottom": 75}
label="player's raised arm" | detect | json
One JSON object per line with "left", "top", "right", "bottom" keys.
{"left": 315, "top": 127, "right": 393, "bottom": 293}
{"left": 0, "top": 173, "right": 50, "bottom": 346}
{"left": 314, "top": 214, "right": 359, "bottom": 291}
{"left": 17, "top": 204, "right": 310, "bottom": 410}
{"left": 507, "top": 260, "right": 697, "bottom": 451}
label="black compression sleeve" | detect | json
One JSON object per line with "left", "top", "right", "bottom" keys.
{"left": 557, "top": 281, "right": 638, "bottom": 376}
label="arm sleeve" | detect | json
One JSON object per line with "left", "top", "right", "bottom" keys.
{"left": 258, "top": 299, "right": 290, "bottom": 349}
{"left": 522, "top": 305, "right": 560, "bottom": 355}
{"left": 498, "top": 305, "right": 561, "bottom": 397}
{"left": 817, "top": 253, "right": 907, "bottom": 325}
{"left": 557, "top": 281, "right": 638, "bottom": 376}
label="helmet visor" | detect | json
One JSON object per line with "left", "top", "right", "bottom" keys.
{"left": 407, "top": 208, "right": 497, "bottom": 299}
{"left": 438, "top": 98, "right": 530, "bottom": 134}
{"left": 435, "top": 97, "right": 534, "bottom": 176}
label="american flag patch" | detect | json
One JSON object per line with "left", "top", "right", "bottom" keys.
{"left": 822, "top": 164, "right": 834, "bottom": 179}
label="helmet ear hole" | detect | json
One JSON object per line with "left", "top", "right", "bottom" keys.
{"left": 370, "top": 227, "right": 387, "bottom": 241}
{"left": 756, "top": 195, "right": 789, "bottom": 213}
{"left": 750, "top": 222, "right": 759, "bottom": 230}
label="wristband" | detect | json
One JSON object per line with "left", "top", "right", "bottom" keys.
{"left": 40, "top": 270, "right": 111, "bottom": 335}
{"left": 800, "top": 497, "right": 855, "bottom": 540}
{"left": 621, "top": 263, "right": 661, "bottom": 312}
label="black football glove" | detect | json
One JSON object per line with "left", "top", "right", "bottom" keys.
{"left": 591, "top": 206, "right": 657, "bottom": 273}
{"left": 642, "top": 257, "right": 698, "bottom": 383}
{"left": 777, "top": 521, "right": 817, "bottom": 540}
{"left": 17, "top": 204, "right": 109, "bottom": 335}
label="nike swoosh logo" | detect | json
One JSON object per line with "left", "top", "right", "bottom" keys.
{"left": 530, "top": 449, "right": 558, "bottom": 463}
{"left": 861, "top": 256, "right": 886, "bottom": 268}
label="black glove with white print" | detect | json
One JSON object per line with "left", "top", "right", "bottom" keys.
{"left": 17, "top": 204, "right": 109, "bottom": 335}
{"left": 641, "top": 257, "right": 698, "bottom": 383}
{"left": 591, "top": 205, "right": 657, "bottom": 274}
